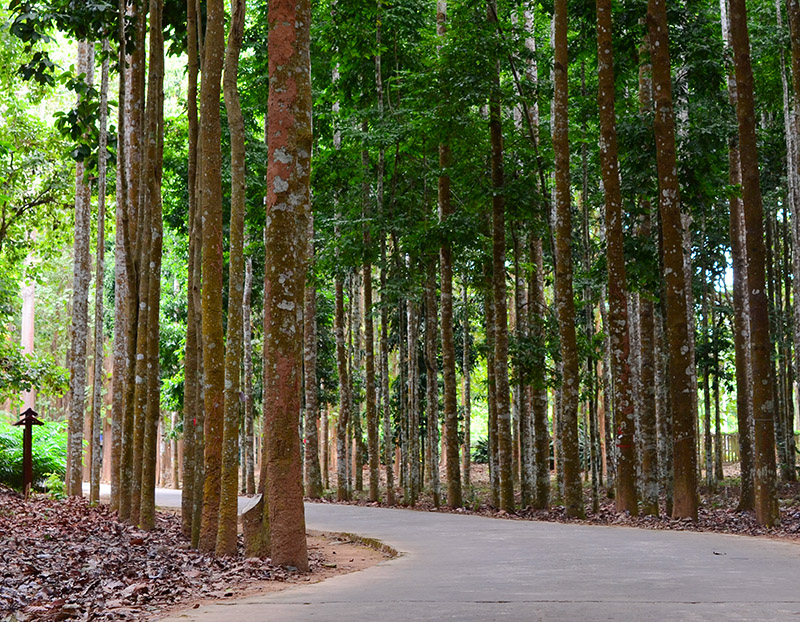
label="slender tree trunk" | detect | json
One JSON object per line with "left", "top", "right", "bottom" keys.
{"left": 636, "top": 33, "right": 659, "bottom": 516}
{"left": 461, "top": 283, "right": 471, "bottom": 491}
{"left": 424, "top": 265, "right": 441, "bottom": 506}
{"left": 243, "top": 257, "right": 256, "bottom": 495}
{"left": 66, "top": 41, "right": 94, "bottom": 498}
{"left": 487, "top": 0, "right": 513, "bottom": 513}
{"left": 364, "top": 166, "right": 379, "bottom": 505}
{"left": 138, "top": 0, "right": 165, "bottom": 531}
{"left": 647, "top": 0, "right": 698, "bottom": 519}
{"left": 180, "top": 0, "right": 201, "bottom": 534}
{"left": 552, "top": 0, "right": 583, "bottom": 518}
{"left": 304, "top": 216, "right": 323, "bottom": 499}
{"left": 787, "top": 0, "right": 800, "bottom": 482}
{"left": 376, "top": 0, "right": 393, "bottom": 506}
{"left": 110, "top": 0, "right": 129, "bottom": 512}
{"left": 720, "top": 0, "right": 755, "bottom": 510}
{"left": 216, "top": 0, "right": 246, "bottom": 554}
{"left": 596, "top": 0, "right": 637, "bottom": 514}
{"left": 437, "top": 0, "right": 460, "bottom": 509}
{"left": 198, "top": 0, "right": 226, "bottom": 550}
{"left": 514, "top": 231, "right": 533, "bottom": 507}
{"left": 407, "top": 299, "right": 420, "bottom": 505}
{"left": 729, "top": 0, "right": 779, "bottom": 526}
{"left": 90, "top": 41, "right": 110, "bottom": 506}
{"left": 530, "top": 236, "right": 550, "bottom": 509}
{"left": 484, "top": 265, "right": 499, "bottom": 508}
{"left": 335, "top": 274, "right": 351, "bottom": 501}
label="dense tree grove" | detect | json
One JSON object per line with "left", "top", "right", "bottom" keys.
{"left": 3, "top": 0, "right": 800, "bottom": 566}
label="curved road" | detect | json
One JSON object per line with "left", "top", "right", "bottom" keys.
{"left": 136, "top": 487, "right": 800, "bottom": 622}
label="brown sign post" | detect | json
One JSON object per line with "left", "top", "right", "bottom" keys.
{"left": 13, "top": 408, "right": 44, "bottom": 497}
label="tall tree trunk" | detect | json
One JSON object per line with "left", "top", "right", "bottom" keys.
{"left": 305, "top": 216, "right": 323, "bottom": 499}
{"left": 262, "top": 0, "right": 311, "bottom": 569}
{"left": 364, "top": 159, "right": 379, "bottom": 505}
{"left": 376, "top": 0, "right": 393, "bottom": 506}
{"left": 110, "top": 0, "right": 130, "bottom": 512}
{"left": 647, "top": 0, "right": 698, "bottom": 519}
{"left": 514, "top": 231, "right": 533, "bottom": 507}
{"left": 488, "top": 0, "right": 513, "bottom": 513}
{"left": 777, "top": 0, "right": 798, "bottom": 483}
{"left": 484, "top": 264, "right": 499, "bottom": 508}
{"left": 407, "top": 299, "right": 420, "bottom": 505}
{"left": 335, "top": 274, "right": 351, "bottom": 501}
{"left": 243, "top": 257, "right": 256, "bottom": 495}
{"left": 67, "top": 41, "right": 95, "bottom": 498}
{"left": 119, "top": 0, "right": 148, "bottom": 521}
{"left": 461, "top": 283, "right": 471, "bottom": 491}
{"left": 180, "top": 0, "right": 201, "bottom": 534}
{"left": 216, "top": 0, "right": 246, "bottom": 554}
{"left": 424, "top": 265, "right": 441, "bottom": 506}
{"left": 637, "top": 33, "right": 659, "bottom": 517}
{"left": 90, "top": 41, "right": 110, "bottom": 506}
{"left": 438, "top": 0, "right": 461, "bottom": 509}
{"left": 720, "top": 0, "right": 754, "bottom": 511}
{"left": 729, "top": 0, "right": 779, "bottom": 526}
{"left": 198, "top": 0, "right": 226, "bottom": 550}
{"left": 596, "top": 0, "right": 638, "bottom": 514}
{"left": 552, "top": 0, "right": 583, "bottom": 518}
{"left": 787, "top": 0, "right": 800, "bottom": 481}
{"left": 138, "top": 0, "right": 165, "bottom": 531}
{"left": 529, "top": 236, "right": 550, "bottom": 509}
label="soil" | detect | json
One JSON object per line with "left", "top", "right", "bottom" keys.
{"left": 0, "top": 486, "right": 392, "bottom": 622}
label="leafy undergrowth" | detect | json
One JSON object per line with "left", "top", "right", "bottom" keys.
{"left": 0, "top": 485, "right": 322, "bottom": 621}
{"left": 313, "top": 465, "right": 800, "bottom": 542}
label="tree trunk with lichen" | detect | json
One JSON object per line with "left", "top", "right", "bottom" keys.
{"left": 728, "top": 0, "right": 779, "bottom": 526}
{"left": 596, "top": 0, "right": 637, "bottom": 515}
{"left": 424, "top": 265, "right": 441, "bottom": 507}
{"left": 67, "top": 40, "right": 94, "bottom": 499}
{"left": 260, "top": 0, "right": 311, "bottom": 570}
{"left": 138, "top": 0, "right": 165, "bottom": 531}
{"left": 180, "top": 0, "right": 201, "bottom": 535}
{"left": 553, "top": 0, "right": 583, "bottom": 518}
{"left": 216, "top": 0, "right": 246, "bottom": 555}
{"left": 488, "top": 0, "right": 513, "bottom": 513}
{"left": 305, "top": 215, "right": 323, "bottom": 499}
{"left": 90, "top": 42, "right": 110, "bottom": 507}
{"left": 198, "top": 0, "right": 225, "bottom": 551}
{"left": 647, "top": 0, "right": 698, "bottom": 519}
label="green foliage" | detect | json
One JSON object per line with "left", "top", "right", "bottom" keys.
{"left": 0, "top": 341, "right": 68, "bottom": 407}
{"left": 0, "top": 419, "right": 67, "bottom": 491}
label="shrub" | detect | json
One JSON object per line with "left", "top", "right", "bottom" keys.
{"left": 0, "top": 419, "right": 67, "bottom": 491}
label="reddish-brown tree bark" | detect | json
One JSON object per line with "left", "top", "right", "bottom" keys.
{"left": 647, "top": 0, "right": 698, "bottom": 520}
{"left": 553, "top": 0, "right": 584, "bottom": 518}
{"left": 728, "top": 0, "right": 779, "bottom": 526}
{"left": 596, "top": 0, "right": 638, "bottom": 515}
{"left": 198, "top": 0, "right": 225, "bottom": 551}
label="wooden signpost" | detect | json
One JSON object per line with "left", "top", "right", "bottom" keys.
{"left": 13, "top": 407, "right": 44, "bottom": 497}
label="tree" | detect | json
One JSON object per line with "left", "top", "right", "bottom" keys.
{"left": 198, "top": 0, "right": 226, "bottom": 551}
{"left": 261, "top": 0, "right": 311, "bottom": 570}
{"left": 553, "top": 0, "right": 584, "bottom": 519}
{"left": 66, "top": 40, "right": 94, "bottom": 498}
{"left": 595, "top": 0, "right": 638, "bottom": 515}
{"left": 728, "top": 0, "right": 779, "bottom": 526}
{"left": 217, "top": 0, "right": 246, "bottom": 556}
{"left": 647, "top": 0, "right": 698, "bottom": 520}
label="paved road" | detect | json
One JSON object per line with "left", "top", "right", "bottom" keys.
{"left": 139, "top": 490, "right": 800, "bottom": 622}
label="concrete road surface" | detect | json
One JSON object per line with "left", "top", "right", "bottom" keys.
{"left": 138, "top": 491, "right": 800, "bottom": 622}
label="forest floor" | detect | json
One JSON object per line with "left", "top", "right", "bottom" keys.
{"left": 0, "top": 485, "right": 389, "bottom": 622}
{"left": 316, "top": 463, "right": 800, "bottom": 542}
